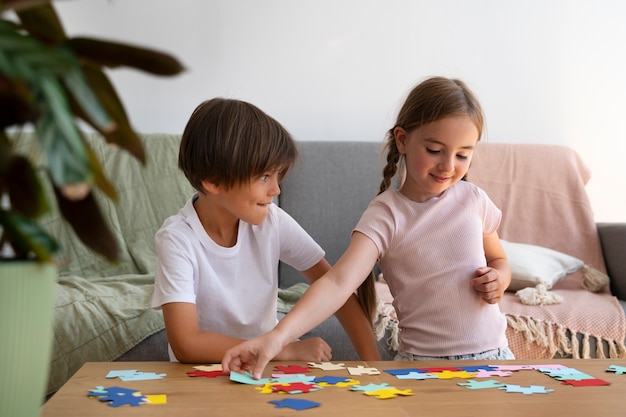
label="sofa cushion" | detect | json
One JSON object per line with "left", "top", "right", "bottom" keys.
{"left": 502, "top": 240, "right": 584, "bottom": 292}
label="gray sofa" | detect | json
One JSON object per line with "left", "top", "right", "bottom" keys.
{"left": 41, "top": 134, "right": 626, "bottom": 395}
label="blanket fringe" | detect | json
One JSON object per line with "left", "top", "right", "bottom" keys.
{"left": 374, "top": 301, "right": 399, "bottom": 351}
{"left": 507, "top": 315, "right": 626, "bottom": 359}
{"left": 374, "top": 302, "right": 626, "bottom": 359}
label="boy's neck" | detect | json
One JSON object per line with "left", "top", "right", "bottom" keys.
{"left": 193, "top": 194, "right": 239, "bottom": 248}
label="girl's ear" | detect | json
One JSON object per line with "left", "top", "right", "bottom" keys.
{"left": 201, "top": 179, "right": 221, "bottom": 195}
{"left": 393, "top": 126, "right": 407, "bottom": 154}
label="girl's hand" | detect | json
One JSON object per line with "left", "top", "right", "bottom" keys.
{"left": 222, "top": 332, "right": 285, "bottom": 379}
{"left": 470, "top": 266, "right": 506, "bottom": 304}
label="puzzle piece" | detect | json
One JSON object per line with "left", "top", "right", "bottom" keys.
{"left": 458, "top": 379, "right": 506, "bottom": 390}
{"left": 106, "top": 370, "right": 138, "bottom": 379}
{"left": 271, "top": 374, "right": 316, "bottom": 383}
{"left": 105, "top": 369, "right": 166, "bottom": 381}
{"left": 347, "top": 365, "right": 380, "bottom": 375}
{"left": 607, "top": 365, "right": 626, "bottom": 375}
{"left": 418, "top": 367, "right": 462, "bottom": 373}
{"left": 313, "top": 375, "right": 350, "bottom": 385}
{"left": 474, "top": 370, "right": 513, "bottom": 378}
{"left": 499, "top": 385, "right": 554, "bottom": 395}
{"left": 431, "top": 370, "right": 477, "bottom": 380}
{"left": 491, "top": 365, "right": 533, "bottom": 371}
{"left": 383, "top": 368, "right": 420, "bottom": 376}
{"left": 529, "top": 364, "right": 566, "bottom": 370}
{"left": 269, "top": 398, "right": 321, "bottom": 411}
{"left": 255, "top": 383, "right": 284, "bottom": 394}
{"left": 273, "top": 364, "right": 311, "bottom": 374}
{"left": 187, "top": 370, "right": 230, "bottom": 378}
{"left": 363, "top": 387, "right": 413, "bottom": 399}
{"left": 560, "top": 378, "right": 610, "bottom": 387}
{"left": 119, "top": 372, "right": 167, "bottom": 381}
{"left": 88, "top": 386, "right": 108, "bottom": 396}
{"left": 308, "top": 361, "right": 346, "bottom": 371}
{"left": 271, "top": 382, "right": 321, "bottom": 394}
{"left": 230, "top": 371, "right": 272, "bottom": 385}
{"left": 395, "top": 371, "right": 438, "bottom": 381}
{"left": 92, "top": 386, "right": 146, "bottom": 407}
{"left": 193, "top": 364, "right": 223, "bottom": 372}
{"left": 351, "top": 383, "right": 390, "bottom": 392}
{"left": 142, "top": 394, "right": 167, "bottom": 405}
{"left": 458, "top": 365, "right": 498, "bottom": 372}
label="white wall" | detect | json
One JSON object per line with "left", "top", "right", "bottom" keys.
{"left": 56, "top": 0, "right": 626, "bottom": 222}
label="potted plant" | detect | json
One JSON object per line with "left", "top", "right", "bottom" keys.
{"left": 0, "top": 2, "right": 184, "bottom": 416}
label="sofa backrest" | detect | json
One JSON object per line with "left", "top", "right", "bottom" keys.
{"left": 278, "top": 141, "right": 386, "bottom": 288}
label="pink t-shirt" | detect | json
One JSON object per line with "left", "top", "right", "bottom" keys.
{"left": 354, "top": 181, "right": 508, "bottom": 356}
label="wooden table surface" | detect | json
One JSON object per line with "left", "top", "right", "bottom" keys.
{"left": 42, "top": 359, "right": 626, "bottom": 417}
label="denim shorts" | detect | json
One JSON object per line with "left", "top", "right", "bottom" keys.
{"left": 394, "top": 346, "right": 515, "bottom": 361}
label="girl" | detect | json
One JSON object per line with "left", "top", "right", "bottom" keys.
{"left": 151, "top": 98, "right": 380, "bottom": 364}
{"left": 222, "top": 77, "right": 513, "bottom": 378}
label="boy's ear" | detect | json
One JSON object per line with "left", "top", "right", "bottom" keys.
{"left": 201, "top": 179, "right": 221, "bottom": 195}
{"left": 393, "top": 127, "right": 407, "bottom": 154}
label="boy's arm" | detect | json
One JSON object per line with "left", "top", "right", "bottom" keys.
{"left": 301, "top": 260, "right": 381, "bottom": 361}
{"left": 162, "top": 302, "right": 245, "bottom": 363}
{"left": 163, "top": 302, "right": 332, "bottom": 363}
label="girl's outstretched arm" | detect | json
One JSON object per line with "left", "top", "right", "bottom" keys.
{"left": 301, "top": 258, "right": 381, "bottom": 361}
{"left": 471, "top": 231, "right": 511, "bottom": 304}
{"left": 222, "top": 232, "right": 379, "bottom": 378}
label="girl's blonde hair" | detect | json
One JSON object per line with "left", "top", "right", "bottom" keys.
{"left": 357, "top": 77, "right": 485, "bottom": 326}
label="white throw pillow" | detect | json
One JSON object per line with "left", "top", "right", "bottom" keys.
{"left": 501, "top": 240, "right": 584, "bottom": 292}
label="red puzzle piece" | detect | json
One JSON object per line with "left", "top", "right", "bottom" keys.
{"left": 560, "top": 379, "right": 610, "bottom": 387}
{"left": 271, "top": 382, "right": 320, "bottom": 394}
{"left": 273, "top": 365, "right": 311, "bottom": 374}
{"left": 186, "top": 370, "right": 230, "bottom": 378}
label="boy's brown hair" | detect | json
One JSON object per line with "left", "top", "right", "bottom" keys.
{"left": 179, "top": 98, "right": 298, "bottom": 192}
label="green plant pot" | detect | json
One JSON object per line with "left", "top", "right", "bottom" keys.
{"left": 0, "top": 261, "right": 56, "bottom": 417}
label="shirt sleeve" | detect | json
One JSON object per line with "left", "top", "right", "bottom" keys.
{"left": 275, "top": 206, "right": 325, "bottom": 272}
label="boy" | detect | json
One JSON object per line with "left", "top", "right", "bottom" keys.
{"left": 151, "top": 98, "right": 379, "bottom": 363}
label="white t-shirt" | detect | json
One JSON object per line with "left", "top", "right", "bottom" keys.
{"left": 355, "top": 181, "right": 508, "bottom": 356}
{"left": 152, "top": 195, "right": 324, "bottom": 361}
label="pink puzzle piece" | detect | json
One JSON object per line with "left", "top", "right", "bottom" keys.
{"left": 273, "top": 365, "right": 311, "bottom": 374}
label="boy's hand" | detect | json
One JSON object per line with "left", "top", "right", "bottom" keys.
{"left": 278, "top": 337, "right": 332, "bottom": 362}
{"left": 470, "top": 266, "right": 505, "bottom": 304}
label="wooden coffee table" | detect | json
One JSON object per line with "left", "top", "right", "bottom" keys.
{"left": 42, "top": 359, "right": 626, "bottom": 416}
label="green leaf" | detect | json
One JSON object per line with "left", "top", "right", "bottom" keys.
{"left": 62, "top": 65, "right": 114, "bottom": 132}
{"left": 52, "top": 186, "right": 120, "bottom": 262}
{"left": 0, "top": 209, "right": 58, "bottom": 261}
{"left": 36, "top": 107, "right": 92, "bottom": 186}
{"left": 75, "top": 63, "right": 146, "bottom": 163}
{"left": 67, "top": 37, "right": 185, "bottom": 76}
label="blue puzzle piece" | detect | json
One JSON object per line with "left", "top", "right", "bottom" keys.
{"left": 230, "top": 371, "right": 272, "bottom": 385}
{"left": 396, "top": 371, "right": 438, "bottom": 380}
{"left": 607, "top": 365, "right": 626, "bottom": 375}
{"left": 499, "top": 384, "right": 554, "bottom": 395}
{"left": 95, "top": 386, "right": 146, "bottom": 407}
{"left": 313, "top": 375, "right": 350, "bottom": 385}
{"left": 458, "top": 379, "right": 506, "bottom": 390}
{"left": 459, "top": 365, "right": 498, "bottom": 372}
{"left": 383, "top": 368, "right": 420, "bottom": 376}
{"left": 350, "top": 383, "right": 390, "bottom": 392}
{"left": 269, "top": 398, "right": 321, "bottom": 411}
